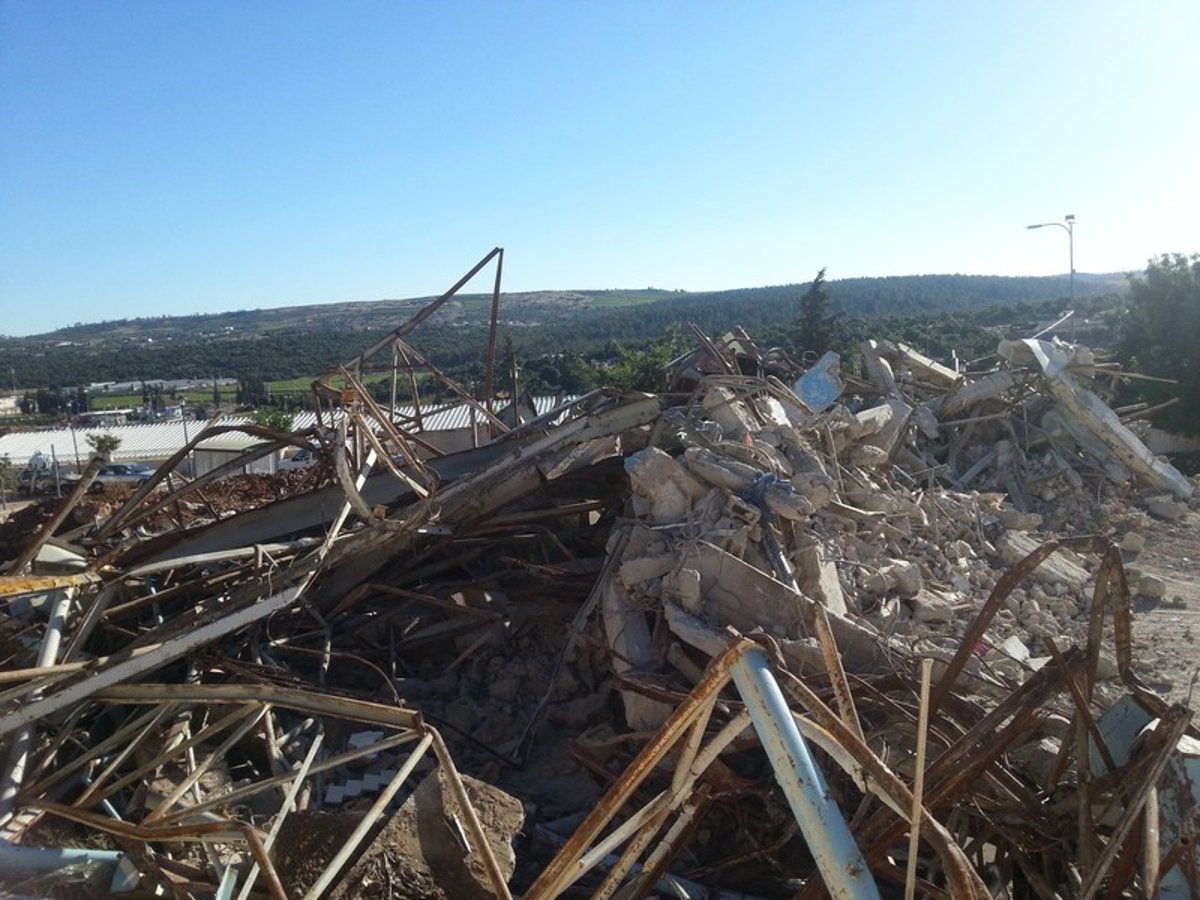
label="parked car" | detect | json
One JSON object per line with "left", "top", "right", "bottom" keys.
{"left": 17, "top": 463, "right": 71, "bottom": 496}
{"left": 90, "top": 463, "right": 158, "bottom": 492}
{"left": 279, "top": 448, "right": 318, "bottom": 471}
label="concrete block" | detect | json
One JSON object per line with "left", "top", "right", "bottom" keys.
{"left": 1119, "top": 532, "right": 1146, "bottom": 553}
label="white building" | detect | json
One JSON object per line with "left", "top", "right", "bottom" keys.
{"left": 0, "top": 396, "right": 576, "bottom": 477}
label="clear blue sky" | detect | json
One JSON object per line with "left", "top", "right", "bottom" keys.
{"left": 2, "top": 1, "right": 1197, "bottom": 336}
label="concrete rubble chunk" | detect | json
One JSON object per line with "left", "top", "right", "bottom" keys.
{"left": 909, "top": 587, "right": 958, "bottom": 623}
{"left": 682, "top": 447, "right": 815, "bottom": 521}
{"left": 1145, "top": 495, "right": 1189, "bottom": 521}
{"left": 1136, "top": 574, "right": 1168, "bottom": 599}
{"left": 996, "top": 530, "right": 1091, "bottom": 589}
{"left": 994, "top": 508, "right": 1043, "bottom": 531}
{"left": 1119, "top": 531, "right": 1147, "bottom": 553}
{"left": 701, "top": 385, "right": 760, "bottom": 439}
{"left": 853, "top": 398, "right": 913, "bottom": 457}
{"left": 617, "top": 555, "right": 676, "bottom": 589}
{"left": 893, "top": 341, "right": 964, "bottom": 390}
{"left": 945, "top": 539, "right": 975, "bottom": 560}
{"left": 849, "top": 444, "right": 891, "bottom": 469}
{"left": 936, "top": 369, "right": 1017, "bottom": 419}
{"left": 795, "top": 542, "right": 849, "bottom": 616}
{"left": 861, "top": 338, "right": 899, "bottom": 395}
{"left": 858, "top": 558, "right": 923, "bottom": 598}
{"left": 602, "top": 530, "right": 674, "bottom": 729}
{"left": 624, "top": 447, "right": 707, "bottom": 523}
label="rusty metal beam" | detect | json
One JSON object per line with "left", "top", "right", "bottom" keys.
{"left": 341, "top": 247, "right": 503, "bottom": 373}
{"left": 9, "top": 454, "right": 104, "bottom": 573}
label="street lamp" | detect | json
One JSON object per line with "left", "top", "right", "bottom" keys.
{"left": 1027, "top": 214, "right": 1076, "bottom": 304}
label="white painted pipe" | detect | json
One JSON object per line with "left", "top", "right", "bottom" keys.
{"left": 729, "top": 646, "right": 881, "bottom": 900}
{"left": 0, "top": 588, "right": 131, "bottom": 888}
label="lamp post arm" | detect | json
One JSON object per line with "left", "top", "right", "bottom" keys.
{"left": 1026, "top": 218, "right": 1076, "bottom": 304}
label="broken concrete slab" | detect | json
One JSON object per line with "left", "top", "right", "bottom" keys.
{"left": 1003, "top": 338, "right": 1193, "bottom": 499}
{"left": 624, "top": 447, "right": 708, "bottom": 524}
{"left": 861, "top": 339, "right": 899, "bottom": 396}
{"left": 995, "top": 530, "right": 1091, "bottom": 589}
{"left": 793, "top": 351, "right": 844, "bottom": 411}
{"left": 909, "top": 587, "right": 958, "bottom": 623}
{"left": 936, "top": 369, "right": 1018, "bottom": 419}
{"left": 853, "top": 398, "right": 913, "bottom": 457}
{"left": 673, "top": 540, "right": 806, "bottom": 638}
{"left": 795, "top": 542, "right": 849, "bottom": 616}
{"left": 893, "top": 341, "right": 964, "bottom": 390}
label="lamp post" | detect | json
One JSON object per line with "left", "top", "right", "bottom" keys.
{"left": 181, "top": 398, "right": 192, "bottom": 477}
{"left": 1027, "top": 214, "right": 1076, "bottom": 304}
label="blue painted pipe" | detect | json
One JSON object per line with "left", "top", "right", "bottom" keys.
{"left": 729, "top": 645, "right": 881, "bottom": 900}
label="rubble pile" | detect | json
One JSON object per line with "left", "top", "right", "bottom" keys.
{"left": 1, "top": 301, "right": 1198, "bottom": 897}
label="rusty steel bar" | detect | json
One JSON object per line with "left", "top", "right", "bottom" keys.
{"left": 394, "top": 338, "right": 510, "bottom": 432}
{"left": 524, "top": 641, "right": 744, "bottom": 898}
{"left": 429, "top": 728, "right": 516, "bottom": 900}
{"left": 1078, "top": 705, "right": 1192, "bottom": 900}
{"left": 928, "top": 538, "right": 1064, "bottom": 718}
{"left": 343, "top": 247, "right": 502, "bottom": 371}
{"left": 301, "top": 732, "right": 433, "bottom": 900}
{"left": 484, "top": 246, "right": 505, "bottom": 413}
{"left": 234, "top": 731, "right": 323, "bottom": 900}
{"left": 9, "top": 453, "right": 105, "bottom": 573}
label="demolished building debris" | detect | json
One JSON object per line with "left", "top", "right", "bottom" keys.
{"left": 1, "top": 253, "right": 1197, "bottom": 898}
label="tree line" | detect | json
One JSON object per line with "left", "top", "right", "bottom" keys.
{"left": 8, "top": 260, "right": 1200, "bottom": 437}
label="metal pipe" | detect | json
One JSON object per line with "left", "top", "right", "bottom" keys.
{"left": 0, "top": 589, "right": 73, "bottom": 820}
{"left": 302, "top": 732, "right": 433, "bottom": 900}
{"left": 0, "top": 588, "right": 132, "bottom": 888}
{"left": 484, "top": 247, "right": 504, "bottom": 413}
{"left": 728, "top": 645, "right": 880, "bottom": 900}
{"left": 0, "top": 840, "right": 126, "bottom": 877}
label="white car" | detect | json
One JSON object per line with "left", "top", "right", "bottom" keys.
{"left": 17, "top": 465, "right": 70, "bottom": 496}
{"left": 279, "top": 448, "right": 318, "bottom": 471}
{"left": 90, "top": 463, "right": 157, "bottom": 491}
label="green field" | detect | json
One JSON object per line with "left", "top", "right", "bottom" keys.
{"left": 88, "top": 388, "right": 238, "bottom": 411}
{"left": 268, "top": 372, "right": 393, "bottom": 393}
{"left": 84, "top": 375, "right": 399, "bottom": 410}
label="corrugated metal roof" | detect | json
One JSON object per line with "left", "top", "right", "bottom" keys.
{"left": 0, "top": 396, "right": 580, "bottom": 468}
{"left": 0, "top": 420, "right": 197, "bottom": 468}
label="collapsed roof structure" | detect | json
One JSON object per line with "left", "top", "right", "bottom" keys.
{"left": 1, "top": 251, "right": 1197, "bottom": 899}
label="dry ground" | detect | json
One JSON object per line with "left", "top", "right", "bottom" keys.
{"left": 1125, "top": 512, "right": 1200, "bottom": 706}
{"left": 0, "top": 498, "right": 35, "bottom": 523}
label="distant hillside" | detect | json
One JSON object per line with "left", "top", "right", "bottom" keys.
{"left": 1, "top": 272, "right": 1128, "bottom": 389}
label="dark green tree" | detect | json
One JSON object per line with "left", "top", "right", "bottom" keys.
{"left": 85, "top": 432, "right": 122, "bottom": 457}
{"left": 251, "top": 408, "right": 293, "bottom": 433}
{"left": 1117, "top": 253, "right": 1200, "bottom": 434}
{"left": 607, "top": 326, "right": 690, "bottom": 392}
{"left": 794, "top": 268, "right": 839, "bottom": 358}
{"left": 0, "top": 454, "right": 13, "bottom": 507}
{"left": 34, "top": 388, "right": 61, "bottom": 415}
{"left": 237, "top": 375, "right": 268, "bottom": 407}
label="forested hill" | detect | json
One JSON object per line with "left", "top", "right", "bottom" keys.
{"left": 2, "top": 272, "right": 1127, "bottom": 388}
